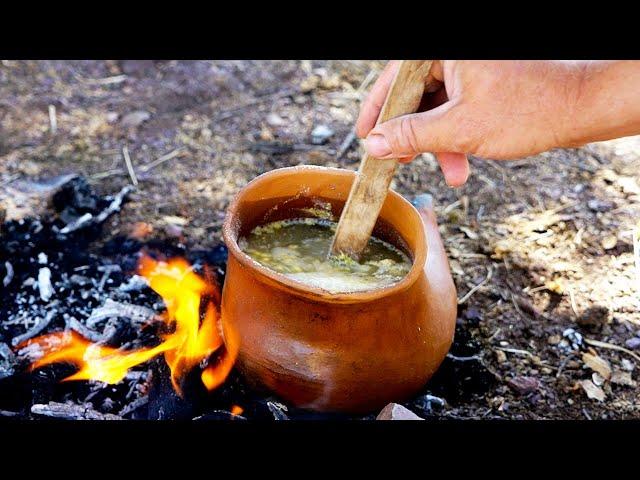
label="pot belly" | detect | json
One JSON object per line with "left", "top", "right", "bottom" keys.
{"left": 221, "top": 256, "right": 455, "bottom": 413}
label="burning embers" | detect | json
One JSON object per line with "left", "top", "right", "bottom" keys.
{"left": 19, "top": 255, "right": 238, "bottom": 397}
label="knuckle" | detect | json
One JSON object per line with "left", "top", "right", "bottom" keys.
{"left": 396, "top": 116, "right": 420, "bottom": 155}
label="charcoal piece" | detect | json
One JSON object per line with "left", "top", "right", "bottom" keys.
{"left": 0, "top": 342, "right": 16, "bottom": 380}
{"left": 147, "top": 359, "right": 207, "bottom": 420}
{"left": 52, "top": 176, "right": 100, "bottom": 216}
{"left": 412, "top": 394, "right": 446, "bottom": 416}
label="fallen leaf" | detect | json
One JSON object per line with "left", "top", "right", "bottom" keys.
{"left": 580, "top": 379, "right": 606, "bottom": 401}
{"left": 610, "top": 371, "right": 637, "bottom": 387}
{"left": 582, "top": 352, "right": 612, "bottom": 380}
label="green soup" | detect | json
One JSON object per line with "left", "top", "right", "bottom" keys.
{"left": 239, "top": 218, "right": 412, "bottom": 293}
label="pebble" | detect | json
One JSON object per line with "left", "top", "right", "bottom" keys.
{"left": 625, "top": 337, "right": 640, "bottom": 350}
{"left": 507, "top": 376, "right": 540, "bottom": 395}
{"left": 311, "top": 125, "right": 334, "bottom": 145}
{"left": 120, "top": 110, "right": 151, "bottom": 128}
{"left": 266, "top": 113, "right": 285, "bottom": 127}
{"left": 376, "top": 403, "right": 423, "bottom": 420}
{"left": 621, "top": 359, "right": 635, "bottom": 372}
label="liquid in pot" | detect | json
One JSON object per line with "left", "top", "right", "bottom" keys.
{"left": 239, "top": 218, "right": 412, "bottom": 293}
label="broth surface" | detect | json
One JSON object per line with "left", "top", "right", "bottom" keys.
{"left": 239, "top": 218, "right": 412, "bottom": 293}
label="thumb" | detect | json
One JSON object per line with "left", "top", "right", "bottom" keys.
{"left": 364, "top": 102, "right": 468, "bottom": 158}
{"left": 364, "top": 103, "right": 471, "bottom": 186}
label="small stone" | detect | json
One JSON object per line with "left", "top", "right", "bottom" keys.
{"left": 621, "top": 359, "right": 635, "bottom": 372}
{"left": 311, "top": 125, "right": 334, "bottom": 145}
{"left": 495, "top": 350, "right": 507, "bottom": 364}
{"left": 547, "top": 334, "right": 561, "bottom": 345}
{"left": 587, "top": 199, "right": 615, "bottom": 212}
{"left": 610, "top": 371, "right": 637, "bottom": 387}
{"left": 507, "top": 376, "right": 540, "bottom": 395}
{"left": 37, "top": 252, "right": 48, "bottom": 265}
{"left": 464, "top": 307, "right": 482, "bottom": 324}
{"left": 592, "top": 372, "right": 605, "bottom": 386}
{"left": 266, "top": 113, "right": 285, "bottom": 127}
{"left": 164, "top": 224, "right": 183, "bottom": 238}
{"left": 300, "top": 75, "right": 320, "bottom": 93}
{"left": 625, "top": 337, "right": 640, "bottom": 350}
{"left": 120, "top": 110, "right": 151, "bottom": 128}
{"left": 376, "top": 403, "right": 423, "bottom": 420}
{"left": 601, "top": 235, "right": 618, "bottom": 250}
{"left": 580, "top": 379, "right": 606, "bottom": 401}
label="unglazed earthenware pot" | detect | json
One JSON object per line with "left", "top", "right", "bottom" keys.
{"left": 221, "top": 166, "right": 457, "bottom": 413}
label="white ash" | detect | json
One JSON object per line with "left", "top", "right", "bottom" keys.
{"left": 37, "top": 267, "right": 54, "bottom": 302}
{"left": 86, "top": 298, "right": 156, "bottom": 328}
{"left": 2, "top": 261, "right": 13, "bottom": 287}
{"left": 117, "top": 274, "right": 149, "bottom": 292}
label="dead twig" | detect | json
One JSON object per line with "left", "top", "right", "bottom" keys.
{"left": 584, "top": 338, "right": 640, "bottom": 363}
{"left": 48, "top": 105, "right": 57, "bottom": 135}
{"left": 122, "top": 145, "right": 138, "bottom": 186}
{"left": 139, "top": 147, "right": 186, "bottom": 173}
{"left": 458, "top": 265, "right": 493, "bottom": 304}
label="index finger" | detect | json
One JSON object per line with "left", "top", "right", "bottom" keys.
{"left": 355, "top": 61, "right": 400, "bottom": 138}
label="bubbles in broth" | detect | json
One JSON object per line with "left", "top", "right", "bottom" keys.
{"left": 239, "top": 218, "right": 412, "bottom": 294}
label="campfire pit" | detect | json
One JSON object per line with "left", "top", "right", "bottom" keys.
{"left": 0, "top": 173, "right": 496, "bottom": 420}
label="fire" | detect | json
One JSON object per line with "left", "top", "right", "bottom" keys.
{"left": 20, "top": 254, "right": 238, "bottom": 396}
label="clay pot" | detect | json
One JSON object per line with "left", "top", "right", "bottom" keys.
{"left": 221, "top": 166, "right": 457, "bottom": 413}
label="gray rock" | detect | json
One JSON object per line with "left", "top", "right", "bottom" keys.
{"left": 120, "top": 110, "right": 151, "bottom": 128}
{"left": 376, "top": 403, "right": 423, "bottom": 420}
{"left": 625, "top": 337, "right": 640, "bottom": 350}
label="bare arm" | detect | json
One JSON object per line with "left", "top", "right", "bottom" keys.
{"left": 356, "top": 60, "right": 640, "bottom": 186}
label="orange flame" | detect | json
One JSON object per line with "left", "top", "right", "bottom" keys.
{"left": 20, "top": 254, "right": 238, "bottom": 396}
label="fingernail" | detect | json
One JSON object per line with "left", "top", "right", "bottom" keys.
{"left": 411, "top": 194, "right": 433, "bottom": 211}
{"left": 365, "top": 134, "right": 392, "bottom": 158}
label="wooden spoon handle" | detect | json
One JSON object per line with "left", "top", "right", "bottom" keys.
{"left": 330, "top": 60, "right": 435, "bottom": 258}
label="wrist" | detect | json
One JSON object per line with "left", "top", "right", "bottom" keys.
{"left": 559, "top": 61, "right": 640, "bottom": 147}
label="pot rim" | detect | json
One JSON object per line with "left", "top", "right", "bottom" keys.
{"left": 222, "top": 165, "right": 427, "bottom": 304}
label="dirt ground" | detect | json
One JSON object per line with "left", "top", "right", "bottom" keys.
{"left": 1, "top": 60, "right": 639, "bottom": 419}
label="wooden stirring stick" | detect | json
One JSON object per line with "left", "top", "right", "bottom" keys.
{"left": 330, "top": 60, "right": 435, "bottom": 258}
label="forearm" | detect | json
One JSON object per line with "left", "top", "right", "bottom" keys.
{"left": 563, "top": 60, "right": 640, "bottom": 147}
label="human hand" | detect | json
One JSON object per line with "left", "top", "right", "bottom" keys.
{"left": 356, "top": 60, "right": 592, "bottom": 186}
